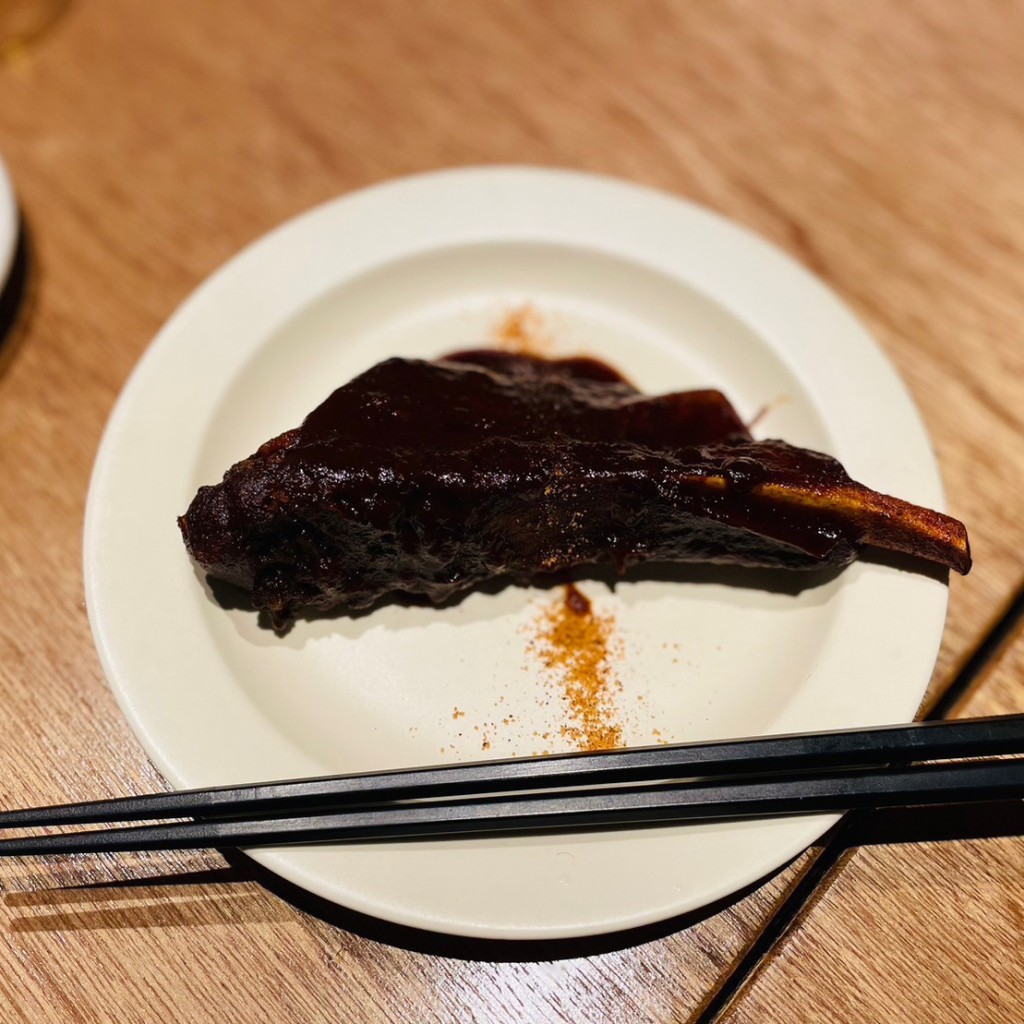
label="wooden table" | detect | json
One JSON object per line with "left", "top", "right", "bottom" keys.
{"left": 1, "top": 2, "right": 1022, "bottom": 1020}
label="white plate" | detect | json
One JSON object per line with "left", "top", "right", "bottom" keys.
{"left": 85, "top": 167, "right": 950, "bottom": 940}
{"left": 0, "top": 154, "right": 16, "bottom": 293}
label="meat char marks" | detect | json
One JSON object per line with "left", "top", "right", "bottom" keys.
{"left": 179, "top": 350, "right": 971, "bottom": 629}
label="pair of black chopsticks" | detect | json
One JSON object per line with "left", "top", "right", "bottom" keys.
{"left": 2, "top": 714, "right": 1024, "bottom": 856}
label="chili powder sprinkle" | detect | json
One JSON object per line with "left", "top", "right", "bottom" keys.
{"left": 492, "top": 303, "right": 554, "bottom": 357}
{"left": 528, "top": 583, "right": 624, "bottom": 751}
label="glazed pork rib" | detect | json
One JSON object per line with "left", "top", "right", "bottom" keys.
{"left": 179, "top": 351, "right": 971, "bottom": 628}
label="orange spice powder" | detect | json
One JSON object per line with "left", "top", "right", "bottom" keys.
{"left": 529, "top": 584, "right": 624, "bottom": 751}
{"left": 491, "top": 304, "right": 554, "bottom": 357}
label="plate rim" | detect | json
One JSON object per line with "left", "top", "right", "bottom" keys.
{"left": 0, "top": 155, "right": 17, "bottom": 293}
{"left": 84, "top": 165, "right": 950, "bottom": 939}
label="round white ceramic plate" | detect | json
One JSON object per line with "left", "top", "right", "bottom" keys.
{"left": 85, "top": 167, "right": 950, "bottom": 940}
{"left": 0, "top": 154, "right": 16, "bottom": 294}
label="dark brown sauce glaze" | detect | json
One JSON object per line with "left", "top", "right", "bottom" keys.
{"left": 299, "top": 350, "right": 753, "bottom": 451}
{"left": 179, "top": 351, "right": 970, "bottom": 628}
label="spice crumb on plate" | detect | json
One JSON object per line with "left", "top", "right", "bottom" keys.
{"left": 525, "top": 583, "right": 626, "bottom": 752}
{"left": 491, "top": 303, "right": 554, "bottom": 357}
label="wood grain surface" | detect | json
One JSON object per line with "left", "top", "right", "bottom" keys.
{"left": 0, "top": 1, "right": 1022, "bottom": 1021}
{"left": 718, "top": 629, "right": 1024, "bottom": 1024}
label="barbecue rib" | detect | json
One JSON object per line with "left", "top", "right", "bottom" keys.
{"left": 179, "top": 351, "right": 971, "bottom": 628}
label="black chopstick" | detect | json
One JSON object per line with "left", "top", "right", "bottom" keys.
{"left": 0, "top": 757, "right": 1023, "bottom": 856}
{"left": 2, "top": 714, "right": 1023, "bottom": 831}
